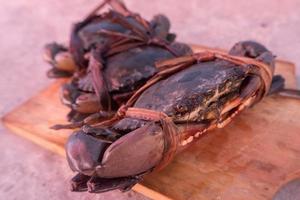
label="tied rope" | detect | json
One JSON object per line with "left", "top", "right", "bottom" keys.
{"left": 92, "top": 50, "right": 273, "bottom": 170}
{"left": 80, "top": 0, "right": 181, "bottom": 106}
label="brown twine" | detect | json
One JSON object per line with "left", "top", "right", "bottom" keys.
{"left": 82, "top": 1, "right": 180, "bottom": 57}
{"left": 91, "top": 50, "right": 273, "bottom": 170}
{"left": 82, "top": 0, "right": 181, "bottom": 106}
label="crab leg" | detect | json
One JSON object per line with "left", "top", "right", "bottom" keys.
{"left": 278, "top": 89, "right": 300, "bottom": 99}
{"left": 268, "top": 75, "right": 285, "bottom": 95}
{"left": 70, "top": 173, "right": 90, "bottom": 192}
{"left": 43, "top": 43, "right": 77, "bottom": 78}
{"left": 87, "top": 176, "right": 140, "bottom": 193}
{"left": 51, "top": 111, "right": 115, "bottom": 130}
{"left": 268, "top": 75, "right": 300, "bottom": 99}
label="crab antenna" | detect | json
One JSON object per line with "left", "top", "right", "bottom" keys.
{"left": 85, "top": 0, "right": 130, "bottom": 20}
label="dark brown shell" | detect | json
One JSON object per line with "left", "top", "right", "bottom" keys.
{"left": 70, "top": 11, "right": 174, "bottom": 70}
{"left": 105, "top": 46, "right": 174, "bottom": 93}
{"left": 78, "top": 18, "right": 129, "bottom": 50}
{"left": 134, "top": 60, "right": 247, "bottom": 122}
{"left": 77, "top": 43, "right": 192, "bottom": 94}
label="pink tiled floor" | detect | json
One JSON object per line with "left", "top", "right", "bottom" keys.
{"left": 1, "top": 0, "right": 299, "bottom": 199}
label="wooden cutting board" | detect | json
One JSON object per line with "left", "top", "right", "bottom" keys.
{"left": 2, "top": 45, "right": 299, "bottom": 200}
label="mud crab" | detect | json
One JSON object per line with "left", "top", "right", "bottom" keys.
{"left": 44, "top": 0, "right": 192, "bottom": 124}
{"left": 64, "top": 41, "right": 288, "bottom": 193}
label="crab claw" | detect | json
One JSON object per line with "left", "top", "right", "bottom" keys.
{"left": 66, "top": 122, "right": 165, "bottom": 177}
{"left": 150, "top": 14, "right": 173, "bottom": 41}
{"left": 44, "top": 42, "right": 77, "bottom": 78}
{"left": 73, "top": 93, "right": 102, "bottom": 114}
{"left": 65, "top": 122, "right": 166, "bottom": 192}
{"left": 229, "top": 40, "right": 275, "bottom": 69}
{"left": 95, "top": 122, "right": 165, "bottom": 178}
{"left": 65, "top": 130, "right": 109, "bottom": 176}
{"left": 60, "top": 83, "right": 81, "bottom": 107}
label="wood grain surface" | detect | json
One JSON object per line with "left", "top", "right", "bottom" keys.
{"left": 2, "top": 45, "right": 299, "bottom": 200}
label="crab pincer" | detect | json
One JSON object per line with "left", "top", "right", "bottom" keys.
{"left": 65, "top": 41, "right": 285, "bottom": 193}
